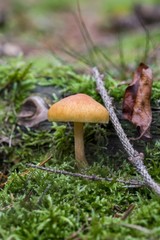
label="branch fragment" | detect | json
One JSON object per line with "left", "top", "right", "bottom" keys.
{"left": 26, "top": 163, "right": 144, "bottom": 188}
{"left": 92, "top": 67, "right": 160, "bottom": 195}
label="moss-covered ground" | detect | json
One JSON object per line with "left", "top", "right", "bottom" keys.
{"left": 1, "top": 0, "right": 160, "bottom": 239}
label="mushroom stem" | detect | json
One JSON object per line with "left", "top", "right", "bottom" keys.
{"left": 74, "top": 122, "right": 88, "bottom": 169}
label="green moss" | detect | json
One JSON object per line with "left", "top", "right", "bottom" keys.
{"left": 1, "top": 28, "right": 160, "bottom": 239}
{"left": 0, "top": 158, "right": 160, "bottom": 239}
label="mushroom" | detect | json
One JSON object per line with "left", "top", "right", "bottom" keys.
{"left": 48, "top": 93, "right": 109, "bottom": 168}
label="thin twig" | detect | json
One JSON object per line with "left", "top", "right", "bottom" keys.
{"left": 66, "top": 223, "right": 88, "bottom": 240}
{"left": 135, "top": 11, "right": 150, "bottom": 62}
{"left": 92, "top": 67, "right": 160, "bottom": 195}
{"left": 75, "top": 2, "right": 121, "bottom": 73}
{"left": 21, "top": 154, "right": 52, "bottom": 177}
{"left": 59, "top": 1, "right": 121, "bottom": 75}
{"left": 37, "top": 184, "right": 51, "bottom": 206}
{"left": 117, "top": 33, "right": 126, "bottom": 71}
{"left": 120, "top": 223, "right": 152, "bottom": 235}
{"left": 121, "top": 204, "right": 135, "bottom": 220}
{"left": 26, "top": 163, "right": 144, "bottom": 188}
{"left": 9, "top": 125, "right": 15, "bottom": 147}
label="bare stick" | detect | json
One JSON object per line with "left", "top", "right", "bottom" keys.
{"left": 120, "top": 223, "right": 152, "bottom": 234}
{"left": 121, "top": 204, "right": 135, "bottom": 220}
{"left": 37, "top": 184, "right": 51, "bottom": 206}
{"left": 26, "top": 163, "right": 144, "bottom": 188}
{"left": 92, "top": 67, "right": 160, "bottom": 195}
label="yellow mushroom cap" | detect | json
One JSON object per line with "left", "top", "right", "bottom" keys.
{"left": 48, "top": 93, "right": 109, "bottom": 123}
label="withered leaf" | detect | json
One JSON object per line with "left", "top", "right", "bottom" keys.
{"left": 17, "top": 96, "right": 48, "bottom": 128}
{"left": 122, "top": 63, "right": 153, "bottom": 139}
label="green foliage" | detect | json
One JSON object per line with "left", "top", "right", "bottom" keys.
{"left": 0, "top": 59, "right": 34, "bottom": 93}
{"left": 101, "top": 0, "right": 159, "bottom": 16}
{"left": 0, "top": 53, "right": 160, "bottom": 239}
{"left": 104, "top": 75, "right": 126, "bottom": 100}
{"left": 0, "top": 158, "right": 160, "bottom": 239}
{"left": 152, "top": 80, "right": 160, "bottom": 102}
{"left": 37, "top": 65, "right": 95, "bottom": 96}
{"left": 1, "top": 0, "right": 160, "bottom": 238}
{"left": 0, "top": 59, "right": 36, "bottom": 121}
{"left": 31, "top": 0, "right": 75, "bottom": 12}
{"left": 12, "top": 0, "right": 76, "bottom": 14}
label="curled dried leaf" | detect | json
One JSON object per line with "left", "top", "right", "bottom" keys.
{"left": 122, "top": 63, "right": 153, "bottom": 139}
{"left": 17, "top": 96, "right": 49, "bottom": 127}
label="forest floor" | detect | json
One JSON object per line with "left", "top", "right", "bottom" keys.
{"left": 1, "top": 0, "right": 160, "bottom": 239}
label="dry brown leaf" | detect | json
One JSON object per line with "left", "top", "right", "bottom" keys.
{"left": 17, "top": 96, "right": 48, "bottom": 127}
{"left": 122, "top": 63, "right": 153, "bottom": 139}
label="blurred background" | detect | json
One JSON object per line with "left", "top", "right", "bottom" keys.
{"left": 0, "top": 0, "right": 160, "bottom": 65}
